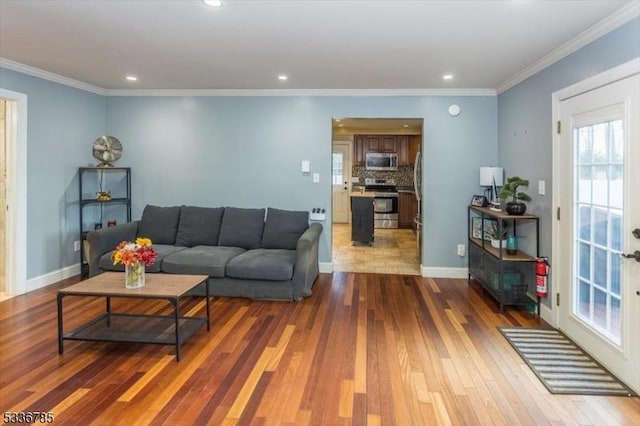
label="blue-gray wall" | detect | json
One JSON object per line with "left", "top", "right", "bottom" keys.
{"left": 498, "top": 17, "right": 640, "bottom": 306}
{"left": 0, "top": 68, "right": 106, "bottom": 279}
{"left": 106, "top": 95, "right": 497, "bottom": 267}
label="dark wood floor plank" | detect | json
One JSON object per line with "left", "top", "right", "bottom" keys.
{"left": 1, "top": 272, "right": 638, "bottom": 425}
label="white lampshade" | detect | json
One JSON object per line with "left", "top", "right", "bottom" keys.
{"left": 480, "top": 167, "right": 504, "bottom": 186}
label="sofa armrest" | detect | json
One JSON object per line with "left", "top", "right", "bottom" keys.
{"left": 86, "top": 221, "right": 140, "bottom": 277}
{"left": 291, "top": 222, "right": 323, "bottom": 300}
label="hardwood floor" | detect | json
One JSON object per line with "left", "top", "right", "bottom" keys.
{"left": 1, "top": 273, "right": 638, "bottom": 425}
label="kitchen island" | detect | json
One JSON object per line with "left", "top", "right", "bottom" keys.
{"left": 350, "top": 192, "right": 375, "bottom": 245}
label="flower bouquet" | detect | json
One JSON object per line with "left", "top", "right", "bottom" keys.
{"left": 112, "top": 237, "right": 158, "bottom": 288}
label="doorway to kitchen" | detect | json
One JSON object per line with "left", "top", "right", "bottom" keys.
{"left": 331, "top": 118, "right": 423, "bottom": 275}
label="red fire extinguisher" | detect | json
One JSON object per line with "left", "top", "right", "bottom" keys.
{"left": 536, "top": 258, "right": 549, "bottom": 298}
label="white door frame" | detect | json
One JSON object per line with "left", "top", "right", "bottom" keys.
{"left": 0, "top": 89, "right": 28, "bottom": 296}
{"left": 332, "top": 140, "right": 352, "bottom": 223}
{"left": 551, "top": 58, "right": 640, "bottom": 326}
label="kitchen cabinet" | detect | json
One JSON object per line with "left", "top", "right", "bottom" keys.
{"left": 354, "top": 135, "right": 366, "bottom": 166}
{"left": 366, "top": 135, "right": 395, "bottom": 153}
{"left": 409, "top": 135, "right": 421, "bottom": 166}
{"left": 397, "top": 136, "right": 410, "bottom": 166}
{"left": 467, "top": 206, "right": 539, "bottom": 313}
{"left": 351, "top": 195, "right": 374, "bottom": 245}
{"left": 398, "top": 192, "right": 414, "bottom": 228}
{"left": 353, "top": 134, "right": 418, "bottom": 166}
{"left": 79, "top": 167, "right": 132, "bottom": 278}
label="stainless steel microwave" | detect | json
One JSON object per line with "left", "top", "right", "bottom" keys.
{"left": 365, "top": 152, "right": 398, "bottom": 171}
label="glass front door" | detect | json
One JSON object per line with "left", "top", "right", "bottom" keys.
{"left": 573, "top": 118, "right": 623, "bottom": 344}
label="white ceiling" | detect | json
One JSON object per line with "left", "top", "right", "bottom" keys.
{"left": 0, "top": 0, "right": 637, "bottom": 92}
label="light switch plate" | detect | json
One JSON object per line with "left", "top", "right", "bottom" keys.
{"left": 313, "top": 173, "right": 320, "bottom": 183}
{"left": 538, "top": 180, "right": 545, "bottom": 195}
{"left": 301, "top": 160, "right": 310, "bottom": 173}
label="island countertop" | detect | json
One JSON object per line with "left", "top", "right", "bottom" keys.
{"left": 350, "top": 191, "right": 376, "bottom": 198}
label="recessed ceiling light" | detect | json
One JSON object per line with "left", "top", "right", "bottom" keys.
{"left": 335, "top": 119, "right": 341, "bottom": 122}
{"left": 125, "top": 75, "right": 137, "bottom": 81}
{"left": 203, "top": 0, "right": 223, "bottom": 7}
{"left": 278, "top": 75, "right": 288, "bottom": 81}
{"left": 403, "top": 124, "right": 409, "bottom": 127}
{"left": 443, "top": 74, "right": 454, "bottom": 80}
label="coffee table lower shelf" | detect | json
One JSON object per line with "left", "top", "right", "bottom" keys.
{"left": 63, "top": 313, "right": 207, "bottom": 347}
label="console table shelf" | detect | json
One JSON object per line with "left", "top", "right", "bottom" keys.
{"left": 467, "top": 205, "right": 540, "bottom": 313}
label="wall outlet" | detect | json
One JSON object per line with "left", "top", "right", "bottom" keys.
{"left": 312, "top": 173, "right": 320, "bottom": 183}
{"left": 74, "top": 240, "right": 81, "bottom": 252}
{"left": 457, "top": 244, "right": 465, "bottom": 257}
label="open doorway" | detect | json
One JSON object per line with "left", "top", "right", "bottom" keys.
{"left": 0, "top": 88, "right": 28, "bottom": 299}
{"left": 331, "top": 118, "right": 423, "bottom": 275}
{"left": 0, "top": 99, "right": 6, "bottom": 300}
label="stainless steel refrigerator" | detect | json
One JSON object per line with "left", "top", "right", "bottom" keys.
{"left": 413, "top": 150, "right": 422, "bottom": 254}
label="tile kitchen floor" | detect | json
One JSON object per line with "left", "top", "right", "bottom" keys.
{"left": 332, "top": 223, "right": 420, "bottom": 275}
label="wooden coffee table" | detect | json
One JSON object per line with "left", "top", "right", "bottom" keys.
{"left": 57, "top": 272, "right": 210, "bottom": 361}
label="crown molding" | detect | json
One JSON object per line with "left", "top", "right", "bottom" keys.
{"left": 496, "top": 1, "right": 640, "bottom": 94}
{"left": 0, "top": 57, "right": 106, "bottom": 95}
{"left": 104, "top": 88, "right": 496, "bottom": 97}
{"left": 0, "top": 59, "right": 495, "bottom": 96}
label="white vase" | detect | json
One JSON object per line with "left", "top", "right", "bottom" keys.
{"left": 125, "top": 263, "right": 145, "bottom": 288}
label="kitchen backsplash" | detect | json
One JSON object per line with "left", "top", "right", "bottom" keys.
{"left": 352, "top": 166, "right": 414, "bottom": 187}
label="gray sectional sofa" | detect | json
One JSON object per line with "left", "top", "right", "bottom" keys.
{"left": 86, "top": 205, "right": 323, "bottom": 300}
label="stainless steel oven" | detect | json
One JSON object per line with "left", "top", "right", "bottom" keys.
{"left": 373, "top": 194, "right": 398, "bottom": 228}
{"left": 365, "top": 178, "right": 398, "bottom": 229}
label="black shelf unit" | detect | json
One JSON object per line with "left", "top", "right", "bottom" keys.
{"left": 467, "top": 205, "right": 540, "bottom": 313}
{"left": 79, "top": 167, "right": 131, "bottom": 278}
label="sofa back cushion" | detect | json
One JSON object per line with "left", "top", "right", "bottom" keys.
{"left": 137, "top": 205, "right": 182, "bottom": 245}
{"left": 175, "top": 206, "right": 224, "bottom": 247}
{"left": 261, "top": 208, "right": 309, "bottom": 250}
{"left": 218, "top": 207, "right": 265, "bottom": 249}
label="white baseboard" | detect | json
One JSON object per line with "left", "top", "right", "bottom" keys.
{"left": 319, "top": 262, "right": 333, "bottom": 273}
{"left": 26, "top": 263, "right": 81, "bottom": 293}
{"left": 421, "top": 266, "right": 468, "bottom": 279}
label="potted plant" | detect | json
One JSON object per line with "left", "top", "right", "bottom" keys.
{"left": 499, "top": 176, "right": 532, "bottom": 215}
{"left": 490, "top": 220, "right": 509, "bottom": 249}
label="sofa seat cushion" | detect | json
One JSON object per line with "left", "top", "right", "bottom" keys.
{"left": 226, "top": 249, "right": 297, "bottom": 281}
{"left": 162, "top": 246, "right": 246, "bottom": 278}
{"left": 99, "top": 244, "right": 187, "bottom": 273}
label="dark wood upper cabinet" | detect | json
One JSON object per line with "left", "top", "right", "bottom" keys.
{"left": 353, "top": 135, "right": 366, "bottom": 166}
{"left": 409, "top": 135, "right": 421, "bottom": 166}
{"left": 353, "top": 134, "right": 419, "bottom": 167}
{"left": 381, "top": 136, "right": 396, "bottom": 152}
{"left": 396, "top": 136, "right": 410, "bottom": 166}
{"left": 366, "top": 135, "right": 382, "bottom": 152}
